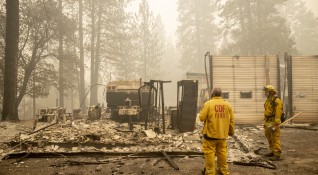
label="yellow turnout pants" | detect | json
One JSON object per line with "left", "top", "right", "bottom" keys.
{"left": 202, "top": 139, "right": 229, "bottom": 175}
{"left": 264, "top": 125, "right": 281, "bottom": 156}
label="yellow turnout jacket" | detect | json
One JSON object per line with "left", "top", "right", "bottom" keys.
{"left": 264, "top": 95, "right": 283, "bottom": 126}
{"left": 199, "top": 97, "right": 235, "bottom": 139}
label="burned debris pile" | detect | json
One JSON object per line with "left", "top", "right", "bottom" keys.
{"left": 0, "top": 119, "right": 203, "bottom": 155}
{"left": 0, "top": 119, "right": 289, "bottom": 170}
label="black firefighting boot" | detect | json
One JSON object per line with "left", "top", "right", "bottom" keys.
{"left": 264, "top": 152, "right": 274, "bottom": 157}
{"left": 270, "top": 155, "right": 281, "bottom": 161}
{"left": 202, "top": 167, "right": 206, "bottom": 175}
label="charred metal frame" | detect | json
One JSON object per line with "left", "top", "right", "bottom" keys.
{"left": 287, "top": 55, "right": 293, "bottom": 118}
{"left": 177, "top": 80, "right": 198, "bottom": 133}
{"left": 140, "top": 80, "right": 171, "bottom": 134}
{"left": 277, "top": 54, "right": 281, "bottom": 98}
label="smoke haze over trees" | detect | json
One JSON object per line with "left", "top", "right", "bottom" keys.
{"left": 0, "top": 0, "right": 317, "bottom": 120}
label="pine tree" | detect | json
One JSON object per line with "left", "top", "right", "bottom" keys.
{"left": 219, "top": 0, "right": 297, "bottom": 55}
{"left": 283, "top": 0, "right": 318, "bottom": 55}
{"left": 177, "top": 0, "right": 220, "bottom": 72}
{"left": 134, "top": 0, "right": 165, "bottom": 81}
{"left": 100, "top": 0, "right": 133, "bottom": 93}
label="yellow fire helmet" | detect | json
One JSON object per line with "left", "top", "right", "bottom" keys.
{"left": 263, "top": 85, "right": 277, "bottom": 92}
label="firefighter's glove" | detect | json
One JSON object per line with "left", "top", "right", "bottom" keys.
{"left": 270, "top": 124, "right": 279, "bottom": 132}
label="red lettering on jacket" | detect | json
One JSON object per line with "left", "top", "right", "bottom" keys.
{"left": 215, "top": 105, "right": 226, "bottom": 118}
{"left": 215, "top": 105, "right": 225, "bottom": 112}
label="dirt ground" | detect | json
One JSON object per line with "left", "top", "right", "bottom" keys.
{"left": 0, "top": 120, "right": 317, "bottom": 175}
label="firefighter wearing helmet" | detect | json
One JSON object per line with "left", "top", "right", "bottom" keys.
{"left": 263, "top": 85, "right": 283, "bottom": 161}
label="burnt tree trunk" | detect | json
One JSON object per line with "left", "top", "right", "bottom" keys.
{"left": 2, "top": 0, "right": 19, "bottom": 121}
{"left": 93, "top": 0, "right": 102, "bottom": 105}
{"left": 58, "top": 0, "right": 64, "bottom": 107}
{"left": 90, "top": 0, "right": 96, "bottom": 106}
{"left": 78, "top": 0, "right": 86, "bottom": 114}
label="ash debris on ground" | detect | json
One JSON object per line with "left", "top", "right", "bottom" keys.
{"left": 0, "top": 118, "right": 265, "bottom": 162}
{"left": 0, "top": 119, "right": 203, "bottom": 155}
{"left": 1, "top": 118, "right": 318, "bottom": 175}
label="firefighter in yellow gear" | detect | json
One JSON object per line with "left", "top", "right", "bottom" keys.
{"left": 263, "top": 85, "right": 283, "bottom": 161}
{"left": 199, "top": 87, "right": 235, "bottom": 175}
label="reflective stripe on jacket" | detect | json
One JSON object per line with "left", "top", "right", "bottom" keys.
{"left": 199, "top": 97, "right": 235, "bottom": 139}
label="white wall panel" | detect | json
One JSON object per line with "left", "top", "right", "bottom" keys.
{"left": 291, "top": 56, "right": 318, "bottom": 123}
{"left": 211, "top": 56, "right": 279, "bottom": 124}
